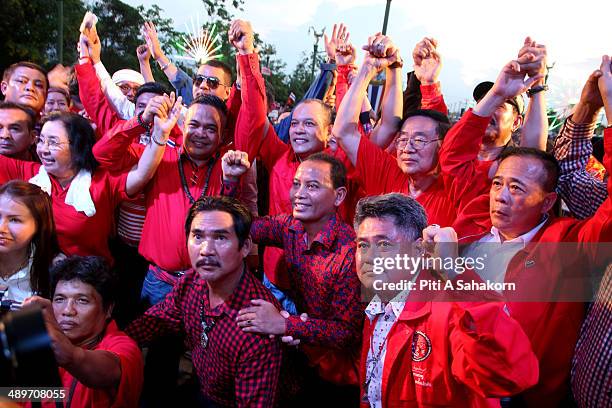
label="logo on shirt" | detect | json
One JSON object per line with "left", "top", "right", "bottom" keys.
{"left": 412, "top": 331, "right": 431, "bottom": 362}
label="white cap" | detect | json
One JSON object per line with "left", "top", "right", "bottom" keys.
{"left": 111, "top": 69, "right": 145, "bottom": 86}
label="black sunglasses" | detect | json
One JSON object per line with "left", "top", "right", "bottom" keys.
{"left": 193, "top": 75, "right": 226, "bottom": 90}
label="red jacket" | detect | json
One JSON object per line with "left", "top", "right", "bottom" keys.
{"left": 449, "top": 127, "right": 612, "bottom": 406}
{"left": 360, "top": 300, "right": 539, "bottom": 407}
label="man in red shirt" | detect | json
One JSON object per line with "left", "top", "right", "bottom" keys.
{"left": 24, "top": 256, "right": 143, "bottom": 408}
{"left": 449, "top": 58, "right": 612, "bottom": 404}
{"left": 353, "top": 193, "right": 538, "bottom": 407}
{"left": 126, "top": 196, "right": 282, "bottom": 407}
{"left": 333, "top": 34, "right": 458, "bottom": 227}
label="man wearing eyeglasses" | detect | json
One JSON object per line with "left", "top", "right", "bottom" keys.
{"left": 333, "top": 34, "right": 458, "bottom": 228}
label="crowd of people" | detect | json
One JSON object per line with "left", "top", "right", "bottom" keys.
{"left": 0, "top": 11, "right": 610, "bottom": 408}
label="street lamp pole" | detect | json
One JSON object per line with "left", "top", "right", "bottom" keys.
{"left": 381, "top": 0, "right": 392, "bottom": 35}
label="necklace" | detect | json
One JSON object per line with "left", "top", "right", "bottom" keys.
{"left": 178, "top": 152, "right": 218, "bottom": 204}
{"left": 200, "top": 299, "right": 217, "bottom": 349}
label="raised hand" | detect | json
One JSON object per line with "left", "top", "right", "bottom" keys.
{"left": 324, "top": 23, "right": 349, "bottom": 61}
{"left": 152, "top": 93, "right": 182, "bottom": 141}
{"left": 489, "top": 56, "right": 544, "bottom": 101}
{"left": 236, "top": 299, "right": 285, "bottom": 335}
{"left": 412, "top": 37, "right": 442, "bottom": 85}
{"left": 143, "top": 21, "right": 163, "bottom": 60}
{"left": 362, "top": 33, "right": 400, "bottom": 72}
{"left": 221, "top": 150, "right": 251, "bottom": 182}
{"left": 228, "top": 19, "right": 254, "bottom": 55}
{"left": 137, "top": 44, "right": 151, "bottom": 63}
{"left": 336, "top": 42, "right": 356, "bottom": 66}
{"left": 517, "top": 36, "right": 547, "bottom": 85}
{"left": 598, "top": 55, "right": 612, "bottom": 119}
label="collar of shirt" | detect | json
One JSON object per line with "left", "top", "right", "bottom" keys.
{"left": 364, "top": 290, "right": 411, "bottom": 322}
{"left": 486, "top": 215, "right": 549, "bottom": 245}
{"left": 201, "top": 268, "right": 250, "bottom": 320}
{"left": 288, "top": 213, "right": 340, "bottom": 250}
{"left": 0, "top": 255, "right": 33, "bottom": 284}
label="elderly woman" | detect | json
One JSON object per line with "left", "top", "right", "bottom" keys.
{"left": 0, "top": 100, "right": 180, "bottom": 263}
{"left": 24, "top": 256, "right": 143, "bottom": 408}
{"left": 0, "top": 180, "right": 59, "bottom": 303}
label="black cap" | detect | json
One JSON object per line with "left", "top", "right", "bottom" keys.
{"left": 473, "top": 81, "right": 524, "bottom": 115}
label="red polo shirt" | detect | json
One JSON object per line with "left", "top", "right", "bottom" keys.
{"left": 0, "top": 156, "right": 127, "bottom": 263}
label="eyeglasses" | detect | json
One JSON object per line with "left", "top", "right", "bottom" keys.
{"left": 396, "top": 134, "right": 442, "bottom": 151}
{"left": 35, "top": 136, "right": 69, "bottom": 151}
{"left": 193, "top": 75, "right": 228, "bottom": 90}
{"left": 118, "top": 84, "right": 140, "bottom": 94}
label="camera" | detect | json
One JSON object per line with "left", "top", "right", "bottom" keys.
{"left": 0, "top": 288, "right": 61, "bottom": 386}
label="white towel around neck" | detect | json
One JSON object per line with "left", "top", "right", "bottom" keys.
{"left": 29, "top": 167, "right": 96, "bottom": 217}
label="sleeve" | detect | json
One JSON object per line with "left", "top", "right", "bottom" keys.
{"left": 284, "top": 253, "right": 363, "bottom": 349}
{"left": 238, "top": 159, "right": 259, "bottom": 216}
{"left": 124, "top": 276, "right": 186, "bottom": 345}
{"left": 235, "top": 53, "right": 288, "bottom": 171}
{"left": 104, "top": 333, "right": 144, "bottom": 408}
{"left": 449, "top": 302, "right": 539, "bottom": 396}
{"left": 249, "top": 214, "right": 290, "bottom": 247}
{"left": 0, "top": 154, "right": 27, "bottom": 183}
{"left": 335, "top": 64, "right": 353, "bottom": 110}
{"left": 438, "top": 109, "right": 493, "bottom": 211}
{"left": 76, "top": 61, "right": 124, "bottom": 139}
{"left": 554, "top": 116, "right": 607, "bottom": 219}
{"left": 356, "top": 134, "right": 408, "bottom": 195}
{"left": 225, "top": 83, "right": 241, "bottom": 138}
{"left": 420, "top": 82, "right": 448, "bottom": 115}
{"left": 565, "top": 127, "right": 612, "bottom": 245}
{"left": 94, "top": 62, "right": 135, "bottom": 120}
{"left": 170, "top": 67, "right": 194, "bottom": 106}
{"left": 92, "top": 117, "right": 144, "bottom": 171}
{"left": 235, "top": 336, "right": 282, "bottom": 408}
{"left": 107, "top": 170, "right": 130, "bottom": 207}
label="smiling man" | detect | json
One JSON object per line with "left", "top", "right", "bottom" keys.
{"left": 23, "top": 256, "right": 143, "bottom": 408}
{"left": 222, "top": 151, "right": 362, "bottom": 404}
{"left": 1, "top": 62, "right": 48, "bottom": 115}
{"left": 126, "top": 196, "right": 282, "bottom": 407}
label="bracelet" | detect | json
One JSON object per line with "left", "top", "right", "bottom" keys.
{"left": 151, "top": 132, "right": 167, "bottom": 147}
{"left": 527, "top": 84, "right": 549, "bottom": 97}
{"left": 157, "top": 59, "right": 171, "bottom": 71}
{"left": 137, "top": 111, "right": 152, "bottom": 131}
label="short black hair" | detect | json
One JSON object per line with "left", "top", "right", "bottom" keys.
{"left": 41, "top": 112, "right": 99, "bottom": 173}
{"left": 294, "top": 99, "right": 333, "bottom": 127}
{"left": 400, "top": 109, "right": 452, "bottom": 140}
{"left": 204, "top": 60, "right": 233, "bottom": 85}
{"left": 498, "top": 147, "right": 560, "bottom": 192}
{"left": 2, "top": 61, "right": 49, "bottom": 90}
{"left": 184, "top": 196, "right": 252, "bottom": 248}
{"left": 303, "top": 152, "right": 347, "bottom": 189}
{"left": 0, "top": 101, "right": 37, "bottom": 131}
{"left": 354, "top": 193, "right": 428, "bottom": 241}
{"left": 135, "top": 82, "right": 169, "bottom": 103}
{"left": 189, "top": 94, "right": 228, "bottom": 129}
{"left": 50, "top": 256, "right": 117, "bottom": 311}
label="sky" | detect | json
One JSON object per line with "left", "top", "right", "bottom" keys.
{"left": 124, "top": 0, "right": 612, "bottom": 110}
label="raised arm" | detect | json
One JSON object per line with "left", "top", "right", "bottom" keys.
{"left": 332, "top": 33, "right": 400, "bottom": 165}
{"left": 83, "top": 22, "right": 135, "bottom": 120}
{"left": 518, "top": 37, "right": 548, "bottom": 150}
{"left": 413, "top": 37, "right": 447, "bottom": 115}
{"left": 137, "top": 43, "right": 155, "bottom": 83}
{"left": 554, "top": 70, "right": 607, "bottom": 219}
{"left": 126, "top": 94, "right": 182, "bottom": 196}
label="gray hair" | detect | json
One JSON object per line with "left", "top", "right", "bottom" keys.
{"left": 354, "top": 193, "right": 428, "bottom": 241}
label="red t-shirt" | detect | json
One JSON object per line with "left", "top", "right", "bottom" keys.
{"left": 0, "top": 156, "right": 128, "bottom": 263}
{"left": 29, "top": 321, "right": 143, "bottom": 408}
{"left": 356, "top": 135, "right": 457, "bottom": 227}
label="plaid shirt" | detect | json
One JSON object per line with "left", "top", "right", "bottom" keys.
{"left": 554, "top": 116, "right": 608, "bottom": 219}
{"left": 251, "top": 213, "right": 362, "bottom": 349}
{"left": 571, "top": 264, "right": 612, "bottom": 406}
{"left": 126, "top": 269, "right": 282, "bottom": 407}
